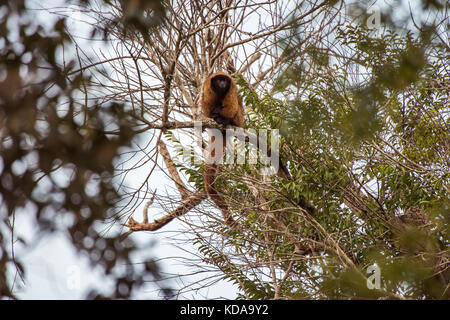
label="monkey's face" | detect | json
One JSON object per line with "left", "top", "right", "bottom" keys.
{"left": 210, "top": 75, "right": 231, "bottom": 97}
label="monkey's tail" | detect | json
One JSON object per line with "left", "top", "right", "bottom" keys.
{"left": 204, "top": 162, "right": 237, "bottom": 228}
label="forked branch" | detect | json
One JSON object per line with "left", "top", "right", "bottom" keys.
{"left": 124, "top": 191, "right": 206, "bottom": 234}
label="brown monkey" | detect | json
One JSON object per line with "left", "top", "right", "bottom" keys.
{"left": 201, "top": 72, "right": 244, "bottom": 227}
{"left": 202, "top": 72, "right": 244, "bottom": 127}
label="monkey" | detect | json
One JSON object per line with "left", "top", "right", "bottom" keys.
{"left": 201, "top": 72, "right": 316, "bottom": 228}
{"left": 202, "top": 72, "right": 244, "bottom": 128}
{"left": 201, "top": 72, "right": 244, "bottom": 227}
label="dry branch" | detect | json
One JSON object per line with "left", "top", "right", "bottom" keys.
{"left": 124, "top": 191, "right": 206, "bottom": 233}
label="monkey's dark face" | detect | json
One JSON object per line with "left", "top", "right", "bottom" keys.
{"left": 210, "top": 75, "right": 231, "bottom": 98}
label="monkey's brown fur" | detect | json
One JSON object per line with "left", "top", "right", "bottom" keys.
{"left": 201, "top": 72, "right": 244, "bottom": 227}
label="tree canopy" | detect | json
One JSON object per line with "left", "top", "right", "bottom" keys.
{"left": 0, "top": 0, "right": 448, "bottom": 299}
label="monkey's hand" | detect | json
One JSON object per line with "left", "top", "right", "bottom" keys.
{"left": 210, "top": 107, "right": 234, "bottom": 127}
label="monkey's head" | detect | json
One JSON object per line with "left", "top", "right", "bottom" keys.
{"left": 210, "top": 74, "right": 231, "bottom": 98}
